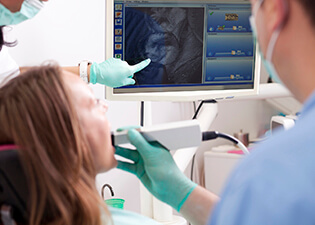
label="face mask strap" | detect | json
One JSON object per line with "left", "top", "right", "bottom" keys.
{"left": 250, "top": 0, "right": 264, "bottom": 38}
{"left": 265, "top": 0, "right": 289, "bottom": 61}
{"left": 252, "top": 0, "right": 264, "bottom": 16}
{"left": 265, "top": 28, "right": 281, "bottom": 61}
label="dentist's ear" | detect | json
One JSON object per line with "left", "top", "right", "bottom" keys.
{"left": 269, "top": 0, "right": 289, "bottom": 32}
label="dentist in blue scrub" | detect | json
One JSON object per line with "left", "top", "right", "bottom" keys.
{"left": 0, "top": 0, "right": 150, "bottom": 86}
{"left": 116, "top": 0, "right": 315, "bottom": 224}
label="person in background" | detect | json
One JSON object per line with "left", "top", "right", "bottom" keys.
{"left": 115, "top": 0, "right": 315, "bottom": 224}
{"left": 0, "top": 0, "right": 150, "bottom": 86}
{"left": 0, "top": 64, "right": 161, "bottom": 225}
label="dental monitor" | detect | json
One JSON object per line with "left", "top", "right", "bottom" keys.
{"left": 105, "top": 0, "right": 261, "bottom": 102}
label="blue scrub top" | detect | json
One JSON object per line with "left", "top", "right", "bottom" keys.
{"left": 209, "top": 91, "right": 315, "bottom": 225}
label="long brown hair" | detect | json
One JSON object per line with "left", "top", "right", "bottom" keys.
{"left": 0, "top": 65, "right": 110, "bottom": 225}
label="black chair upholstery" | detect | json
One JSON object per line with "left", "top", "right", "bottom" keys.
{"left": 0, "top": 149, "right": 29, "bottom": 224}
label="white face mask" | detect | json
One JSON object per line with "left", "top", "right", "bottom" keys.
{"left": 249, "top": 0, "right": 283, "bottom": 84}
{"left": 0, "top": 0, "right": 44, "bottom": 26}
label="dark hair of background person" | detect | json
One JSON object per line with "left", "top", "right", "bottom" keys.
{"left": 298, "top": 0, "right": 315, "bottom": 26}
{"left": 0, "top": 65, "right": 110, "bottom": 225}
{"left": 0, "top": 26, "right": 17, "bottom": 51}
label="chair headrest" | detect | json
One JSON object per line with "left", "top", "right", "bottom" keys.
{"left": 0, "top": 147, "right": 29, "bottom": 224}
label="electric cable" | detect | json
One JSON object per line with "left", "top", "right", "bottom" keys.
{"left": 190, "top": 154, "right": 196, "bottom": 181}
{"left": 192, "top": 100, "right": 217, "bottom": 120}
{"left": 193, "top": 101, "right": 197, "bottom": 115}
{"left": 202, "top": 131, "right": 250, "bottom": 155}
{"left": 140, "top": 101, "right": 144, "bottom": 126}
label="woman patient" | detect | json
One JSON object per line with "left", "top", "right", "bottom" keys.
{"left": 0, "top": 65, "right": 160, "bottom": 225}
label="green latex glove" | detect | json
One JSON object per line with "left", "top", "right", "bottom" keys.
{"left": 115, "top": 129, "right": 197, "bottom": 211}
{"left": 90, "top": 58, "right": 151, "bottom": 87}
{"left": 116, "top": 126, "right": 141, "bottom": 132}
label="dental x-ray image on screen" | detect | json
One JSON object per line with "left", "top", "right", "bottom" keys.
{"left": 124, "top": 7, "right": 204, "bottom": 85}
{"left": 108, "top": 1, "right": 260, "bottom": 102}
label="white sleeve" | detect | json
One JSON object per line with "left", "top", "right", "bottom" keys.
{"left": 0, "top": 46, "right": 20, "bottom": 85}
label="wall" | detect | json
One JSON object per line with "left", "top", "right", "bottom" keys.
{"left": 7, "top": 0, "right": 278, "bottom": 213}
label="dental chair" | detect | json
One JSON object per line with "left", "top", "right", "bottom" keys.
{"left": 0, "top": 146, "right": 29, "bottom": 225}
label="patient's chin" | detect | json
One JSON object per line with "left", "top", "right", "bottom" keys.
{"left": 98, "top": 157, "right": 118, "bottom": 174}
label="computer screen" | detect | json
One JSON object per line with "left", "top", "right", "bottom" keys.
{"left": 105, "top": 0, "right": 260, "bottom": 101}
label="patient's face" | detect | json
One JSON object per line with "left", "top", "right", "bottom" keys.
{"left": 145, "top": 33, "right": 179, "bottom": 65}
{"left": 63, "top": 71, "right": 117, "bottom": 173}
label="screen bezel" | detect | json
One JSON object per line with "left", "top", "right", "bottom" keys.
{"left": 105, "top": 0, "right": 260, "bottom": 102}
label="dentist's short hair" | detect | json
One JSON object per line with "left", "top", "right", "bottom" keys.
{"left": 298, "top": 0, "right": 315, "bottom": 26}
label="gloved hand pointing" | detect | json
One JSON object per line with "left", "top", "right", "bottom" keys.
{"left": 90, "top": 58, "right": 151, "bottom": 87}
{"left": 115, "top": 129, "right": 197, "bottom": 212}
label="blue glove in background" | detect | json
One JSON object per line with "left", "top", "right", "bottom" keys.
{"left": 115, "top": 129, "right": 197, "bottom": 212}
{"left": 90, "top": 58, "right": 151, "bottom": 87}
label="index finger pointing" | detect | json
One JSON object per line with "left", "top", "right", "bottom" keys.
{"left": 130, "top": 59, "right": 151, "bottom": 73}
